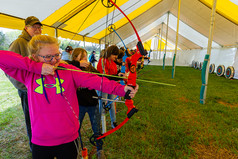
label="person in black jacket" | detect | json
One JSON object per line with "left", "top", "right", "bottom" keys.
{"left": 70, "top": 48, "right": 105, "bottom": 159}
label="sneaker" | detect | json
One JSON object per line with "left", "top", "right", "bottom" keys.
{"left": 97, "top": 150, "right": 106, "bottom": 159}
{"left": 111, "top": 122, "right": 117, "bottom": 129}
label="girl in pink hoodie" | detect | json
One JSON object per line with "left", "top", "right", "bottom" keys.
{"left": 0, "top": 35, "right": 138, "bottom": 159}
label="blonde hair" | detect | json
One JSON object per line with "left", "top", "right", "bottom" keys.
{"left": 71, "top": 48, "right": 87, "bottom": 61}
{"left": 28, "top": 35, "right": 60, "bottom": 60}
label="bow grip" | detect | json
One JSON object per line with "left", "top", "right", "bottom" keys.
{"left": 124, "top": 85, "right": 135, "bottom": 100}
{"left": 127, "top": 107, "right": 138, "bottom": 118}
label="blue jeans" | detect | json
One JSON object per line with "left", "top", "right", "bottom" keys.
{"left": 91, "top": 62, "right": 95, "bottom": 68}
{"left": 78, "top": 105, "right": 102, "bottom": 151}
{"left": 18, "top": 89, "right": 32, "bottom": 151}
{"left": 97, "top": 91, "right": 116, "bottom": 126}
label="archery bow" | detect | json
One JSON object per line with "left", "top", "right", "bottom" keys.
{"left": 94, "top": 0, "right": 146, "bottom": 141}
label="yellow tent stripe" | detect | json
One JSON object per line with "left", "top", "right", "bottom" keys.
{"left": 200, "top": 0, "right": 238, "bottom": 25}
{"left": 94, "top": 0, "right": 162, "bottom": 39}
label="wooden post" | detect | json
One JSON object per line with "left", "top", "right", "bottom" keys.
{"left": 163, "top": 12, "right": 170, "bottom": 70}
{"left": 55, "top": 28, "right": 58, "bottom": 38}
{"left": 172, "top": 0, "right": 181, "bottom": 79}
{"left": 200, "top": 0, "right": 217, "bottom": 104}
{"left": 159, "top": 23, "right": 164, "bottom": 60}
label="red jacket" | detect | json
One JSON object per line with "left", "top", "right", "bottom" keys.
{"left": 97, "top": 58, "right": 118, "bottom": 75}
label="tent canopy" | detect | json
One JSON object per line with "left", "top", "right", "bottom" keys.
{"left": 0, "top": 0, "right": 237, "bottom": 49}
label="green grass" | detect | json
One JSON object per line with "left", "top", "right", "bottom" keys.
{"left": 0, "top": 66, "right": 238, "bottom": 159}
{"left": 0, "top": 70, "right": 32, "bottom": 159}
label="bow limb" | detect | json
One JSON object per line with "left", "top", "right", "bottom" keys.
{"left": 108, "top": 25, "right": 128, "bottom": 82}
{"left": 108, "top": 0, "right": 145, "bottom": 86}
{"left": 97, "top": 99, "right": 138, "bottom": 140}
{"left": 108, "top": 0, "right": 145, "bottom": 56}
{"left": 96, "top": 0, "right": 145, "bottom": 141}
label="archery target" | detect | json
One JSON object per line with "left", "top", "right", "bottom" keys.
{"left": 192, "top": 60, "right": 195, "bottom": 68}
{"left": 225, "top": 66, "right": 235, "bottom": 79}
{"left": 209, "top": 64, "right": 215, "bottom": 73}
{"left": 199, "top": 62, "right": 203, "bottom": 70}
{"left": 216, "top": 65, "right": 225, "bottom": 77}
{"left": 194, "top": 61, "right": 198, "bottom": 69}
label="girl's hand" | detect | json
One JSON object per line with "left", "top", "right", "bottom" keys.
{"left": 124, "top": 84, "right": 139, "bottom": 98}
{"left": 118, "top": 73, "right": 125, "bottom": 77}
{"left": 42, "top": 63, "right": 55, "bottom": 75}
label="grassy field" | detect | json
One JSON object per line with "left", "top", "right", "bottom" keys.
{"left": 0, "top": 66, "right": 238, "bottom": 159}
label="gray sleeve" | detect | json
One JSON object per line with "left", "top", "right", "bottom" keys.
{"left": 5, "top": 73, "right": 27, "bottom": 91}
{"left": 7, "top": 38, "right": 28, "bottom": 91}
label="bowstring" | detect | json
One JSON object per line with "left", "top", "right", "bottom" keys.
{"left": 99, "top": 2, "right": 111, "bottom": 104}
{"left": 53, "top": 75, "right": 95, "bottom": 157}
{"left": 53, "top": 0, "right": 100, "bottom": 148}
{"left": 110, "top": 5, "right": 116, "bottom": 44}
{"left": 98, "top": 4, "right": 112, "bottom": 135}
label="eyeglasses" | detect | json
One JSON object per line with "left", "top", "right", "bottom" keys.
{"left": 38, "top": 53, "right": 61, "bottom": 62}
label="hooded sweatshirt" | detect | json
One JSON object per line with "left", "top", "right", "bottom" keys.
{"left": 0, "top": 51, "right": 126, "bottom": 146}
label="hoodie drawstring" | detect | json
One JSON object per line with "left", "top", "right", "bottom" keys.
{"left": 41, "top": 69, "right": 63, "bottom": 104}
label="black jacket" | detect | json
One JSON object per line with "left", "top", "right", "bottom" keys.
{"left": 68, "top": 60, "right": 99, "bottom": 106}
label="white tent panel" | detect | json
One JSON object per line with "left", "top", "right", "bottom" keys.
{"left": 0, "top": 0, "right": 69, "bottom": 21}
{"left": 118, "top": 12, "right": 221, "bottom": 50}
{"left": 150, "top": 48, "right": 237, "bottom": 70}
{"left": 177, "top": 49, "right": 206, "bottom": 66}
{"left": 117, "top": 14, "right": 167, "bottom": 47}
{"left": 232, "top": 48, "right": 238, "bottom": 79}
{"left": 150, "top": 36, "right": 159, "bottom": 59}
{"left": 167, "top": 14, "right": 221, "bottom": 49}
{"left": 210, "top": 48, "right": 237, "bottom": 72}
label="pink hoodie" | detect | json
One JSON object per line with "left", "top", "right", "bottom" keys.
{"left": 0, "top": 51, "right": 125, "bottom": 146}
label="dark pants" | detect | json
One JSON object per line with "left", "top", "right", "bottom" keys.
{"left": 32, "top": 139, "right": 78, "bottom": 159}
{"left": 18, "top": 89, "right": 32, "bottom": 151}
{"left": 79, "top": 105, "right": 102, "bottom": 151}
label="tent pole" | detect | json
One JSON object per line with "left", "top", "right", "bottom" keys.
{"left": 99, "top": 39, "right": 101, "bottom": 52}
{"left": 200, "top": 0, "right": 217, "bottom": 104}
{"left": 159, "top": 23, "right": 163, "bottom": 60}
{"left": 83, "top": 36, "right": 85, "bottom": 48}
{"left": 157, "top": 29, "right": 161, "bottom": 60}
{"left": 172, "top": 0, "right": 181, "bottom": 79}
{"left": 55, "top": 28, "right": 58, "bottom": 38}
{"left": 163, "top": 12, "right": 170, "bottom": 70}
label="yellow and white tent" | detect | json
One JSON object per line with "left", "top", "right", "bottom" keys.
{"left": 0, "top": 0, "right": 237, "bottom": 49}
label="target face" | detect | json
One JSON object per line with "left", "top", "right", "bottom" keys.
{"left": 216, "top": 65, "right": 225, "bottom": 76}
{"left": 225, "top": 66, "right": 234, "bottom": 79}
{"left": 194, "top": 62, "right": 198, "bottom": 69}
{"left": 209, "top": 64, "right": 215, "bottom": 73}
{"left": 226, "top": 69, "right": 230, "bottom": 76}
{"left": 199, "top": 62, "right": 203, "bottom": 70}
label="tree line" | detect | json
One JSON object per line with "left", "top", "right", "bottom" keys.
{"left": 0, "top": 30, "right": 100, "bottom": 54}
